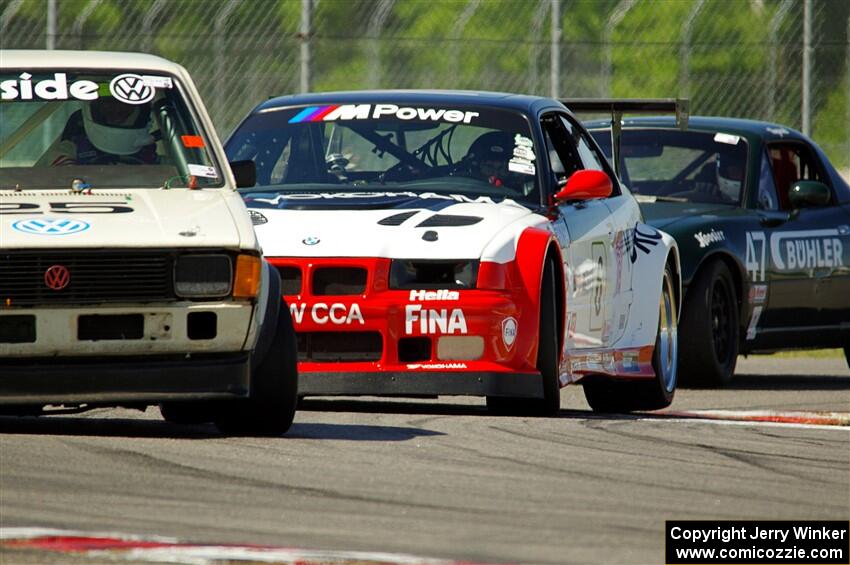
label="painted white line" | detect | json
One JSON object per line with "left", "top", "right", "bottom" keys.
{"left": 640, "top": 416, "right": 850, "bottom": 432}
{"left": 671, "top": 409, "right": 850, "bottom": 423}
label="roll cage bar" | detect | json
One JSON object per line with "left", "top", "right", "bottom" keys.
{"left": 560, "top": 98, "right": 689, "bottom": 178}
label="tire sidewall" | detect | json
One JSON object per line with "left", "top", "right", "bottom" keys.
{"left": 535, "top": 259, "right": 561, "bottom": 415}
{"left": 679, "top": 259, "right": 739, "bottom": 386}
{"left": 650, "top": 265, "right": 677, "bottom": 405}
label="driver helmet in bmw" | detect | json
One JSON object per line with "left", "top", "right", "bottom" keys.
{"left": 465, "top": 131, "right": 515, "bottom": 186}
{"left": 81, "top": 96, "right": 153, "bottom": 156}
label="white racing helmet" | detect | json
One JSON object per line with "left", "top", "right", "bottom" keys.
{"left": 82, "top": 97, "right": 153, "bottom": 156}
{"left": 716, "top": 156, "right": 744, "bottom": 201}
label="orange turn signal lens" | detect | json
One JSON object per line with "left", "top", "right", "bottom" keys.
{"left": 233, "top": 254, "right": 261, "bottom": 300}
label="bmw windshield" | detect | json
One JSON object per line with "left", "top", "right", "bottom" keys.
{"left": 225, "top": 103, "right": 541, "bottom": 207}
{"left": 0, "top": 70, "right": 222, "bottom": 189}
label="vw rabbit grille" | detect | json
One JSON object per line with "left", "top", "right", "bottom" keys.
{"left": 0, "top": 252, "right": 174, "bottom": 306}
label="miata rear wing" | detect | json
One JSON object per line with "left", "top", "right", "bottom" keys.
{"left": 560, "top": 98, "right": 689, "bottom": 177}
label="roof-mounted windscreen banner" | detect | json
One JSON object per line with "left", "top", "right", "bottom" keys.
{"left": 226, "top": 103, "right": 542, "bottom": 209}
{"left": 0, "top": 71, "right": 222, "bottom": 189}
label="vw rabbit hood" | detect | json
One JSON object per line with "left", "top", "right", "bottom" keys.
{"left": 0, "top": 189, "right": 247, "bottom": 249}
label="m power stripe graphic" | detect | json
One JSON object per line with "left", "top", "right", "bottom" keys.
{"left": 287, "top": 104, "right": 480, "bottom": 124}
{"left": 288, "top": 104, "right": 342, "bottom": 123}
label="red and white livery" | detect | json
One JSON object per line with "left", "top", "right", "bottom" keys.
{"left": 226, "top": 91, "right": 681, "bottom": 414}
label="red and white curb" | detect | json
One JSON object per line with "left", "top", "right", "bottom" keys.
{"left": 0, "top": 528, "right": 498, "bottom": 565}
{"left": 651, "top": 409, "right": 850, "bottom": 430}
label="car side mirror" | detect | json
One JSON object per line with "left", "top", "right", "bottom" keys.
{"left": 554, "top": 169, "right": 612, "bottom": 203}
{"left": 229, "top": 160, "right": 256, "bottom": 188}
{"left": 788, "top": 180, "right": 830, "bottom": 209}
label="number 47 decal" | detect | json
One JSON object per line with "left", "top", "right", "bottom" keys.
{"left": 745, "top": 231, "right": 766, "bottom": 282}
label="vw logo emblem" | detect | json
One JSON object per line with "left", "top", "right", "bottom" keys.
{"left": 44, "top": 265, "right": 71, "bottom": 291}
{"left": 109, "top": 74, "right": 155, "bottom": 105}
{"left": 12, "top": 218, "right": 90, "bottom": 236}
{"left": 302, "top": 236, "right": 320, "bottom": 246}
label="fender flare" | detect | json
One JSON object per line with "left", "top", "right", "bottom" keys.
{"left": 514, "top": 227, "right": 566, "bottom": 366}
{"left": 620, "top": 224, "right": 681, "bottom": 350}
{"left": 685, "top": 249, "right": 747, "bottom": 329}
{"left": 251, "top": 261, "right": 284, "bottom": 370}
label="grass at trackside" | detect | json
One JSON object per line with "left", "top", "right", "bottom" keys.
{"left": 748, "top": 349, "right": 845, "bottom": 359}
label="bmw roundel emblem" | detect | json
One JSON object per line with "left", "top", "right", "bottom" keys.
{"left": 302, "top": 236, "right": 320, "bottom": 246}
{"left": 12, "top": 218, "right": 90, "bottom": 236}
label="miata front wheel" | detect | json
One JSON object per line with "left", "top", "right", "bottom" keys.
{"left": 678, "top": 260, "right": 739, "bottom": 386}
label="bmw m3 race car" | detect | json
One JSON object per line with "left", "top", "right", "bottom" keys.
{"left": 0, "top": 51, "right": 298, "bottom": 435}
{"left": 225, "top": 91, "right": 682, "bottom": 414}
{"left": 586, "top": 115, "right": 850, "bottom": 385}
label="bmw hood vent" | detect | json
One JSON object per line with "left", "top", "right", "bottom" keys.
{"left": 415, "top": 214, "right": 483, "bottom": 228}
{"left": 378, "top": 211, "right": 418, "bottom": 226}
{"left": 376, "top": 212, "right": 484, "bottom": 228}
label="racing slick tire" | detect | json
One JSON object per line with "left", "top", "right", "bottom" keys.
{"left": 213, "top": 301, "right": 299, "bottom": 437}
{"left": 844, "top": 345, "right": 850, "bottom": 371}
{"left": 678, "top": 260, "right": 739, "bottom": 387}
{"left": 583, "top": 264, "right": 678, "bottom": 412}
{"left": 487, "top": 259, "right": 560, "bottom": 416}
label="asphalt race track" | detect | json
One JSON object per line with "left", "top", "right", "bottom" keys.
{"left": 1, "top": 356, "right": 848, "bottom": 565}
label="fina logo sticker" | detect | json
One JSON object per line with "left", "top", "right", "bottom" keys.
{"left": 502, "top": 317, "right": 518, "bottom": 349}
{"left": 12, "top": 218, "right": 90, "bottom": 236}
{"left": 110, "top": 74, "right": 155, "bottom": 105}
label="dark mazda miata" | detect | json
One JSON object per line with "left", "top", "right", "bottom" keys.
{"left": 588, "top": 116, "right": 850, "bottom": 385}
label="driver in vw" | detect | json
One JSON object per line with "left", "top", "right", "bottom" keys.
{"left": 41, "top": 96, "right": 158, "bottom": 166}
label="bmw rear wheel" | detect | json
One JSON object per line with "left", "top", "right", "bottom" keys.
{"left": 583, "top": 264, "right": 677, "bottom": 412}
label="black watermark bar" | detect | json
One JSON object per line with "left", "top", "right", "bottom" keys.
{"left": 666, "top": 521, "right": 849, "bottom": 564}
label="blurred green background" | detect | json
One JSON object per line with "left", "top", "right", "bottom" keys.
{"left": 2, "top": 0, "right": 847, "bottom": 174}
